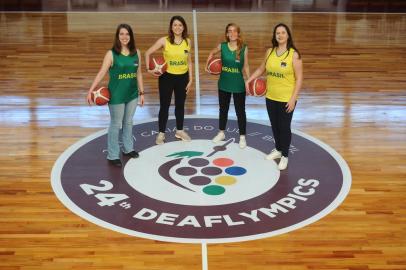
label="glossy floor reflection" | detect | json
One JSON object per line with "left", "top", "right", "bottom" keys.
{"left": 2, "top": 0, "right": 406, "bottom": 12}
{"left": 0, "top": 10, "right": 405, "bottom": 270}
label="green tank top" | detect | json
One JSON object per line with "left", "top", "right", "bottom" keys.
{"left": 108, "top": 50, "right": 139, "bottom": 104}
{"left": 218, "top": 42, "right": 246, "bottom": 93}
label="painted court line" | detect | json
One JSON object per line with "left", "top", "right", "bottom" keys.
{"left": 202, "top": 242, "right": 208, "bottom": 270}
{"left": 194, "top": 12, "right": 206, "bottom": 269}
{"left": 193, "top": 9, "right": 201, "bottom": 115}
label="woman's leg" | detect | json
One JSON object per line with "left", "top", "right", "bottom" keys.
{"left": 266, "top": 98, "right": 281, "bottom": 152}
{"left": 122, "top": 98, "right": 138, "bottom": 154}
{"left": 218, "top": 89, "right": 232, "bottom": 131}
{"left": 232, "top": 91, "right": 247, "bottom": 135}
{"left": 278, "top": 102, "right": 295, "bottom": 157}
{"left": 158, "top": 73, "right": 175, "bottom": 133}
{"left": 173, "top": 73, "right": 189, "bottom": 130}
{"left": 107, "top": 103, "right": 125, "bottom": 160}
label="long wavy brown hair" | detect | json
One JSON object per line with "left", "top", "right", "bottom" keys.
{"left": 225, "top": 23, "right": 244, "bottom": 60}
{"left": 168, "top": 15, "right": 189, "bottom": 46}
{"left": 270, "top": 23, "right": 301, "bottom": 60}
{"left": 112, "top": 24, "right": 136, "bottom": 56}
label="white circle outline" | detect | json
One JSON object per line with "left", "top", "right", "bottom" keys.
{"left": 51, "top": 115, "right": 352, "bottom": 244}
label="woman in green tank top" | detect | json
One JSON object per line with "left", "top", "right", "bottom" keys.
{"left": 87, "top": 24, "right": 145, "bottom": 167}
{"left": 205, "top": 23, "right": 250, "bottom": 149}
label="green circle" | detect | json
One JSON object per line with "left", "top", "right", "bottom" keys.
{"left": 203, "top": 185, "right": 226, "bottom": 195}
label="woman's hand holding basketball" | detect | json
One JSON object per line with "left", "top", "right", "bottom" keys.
{"left": 147, "top": 69, "right": 161, "bottom": 77}
{"left": 86, "top": 91, "right": 94, "bottom": 105}
{"left": 245, "top": 80, "right": 251, "bottom": 95}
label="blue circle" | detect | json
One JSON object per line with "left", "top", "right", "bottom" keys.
{"left": 225, "top": 166, "right": 247, "bottom": 176}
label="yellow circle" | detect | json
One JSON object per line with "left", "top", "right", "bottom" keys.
{"left": 215, "top": 176, "right": 237, "bottom": 186}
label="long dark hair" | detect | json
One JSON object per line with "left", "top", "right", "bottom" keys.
{"left": 168, "top": 15, "right": 189, "bottom": 46}
{"left": 225, "top": 23, "right": 244, "bottom": 60}
{"left": 112, "top": 23, "right": 136, "bottom": 56}
{"left": 270, "top": 23, "right": 301, "bottom": 59}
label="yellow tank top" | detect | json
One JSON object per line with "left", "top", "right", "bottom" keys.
{"left": 163, "top": 37, "right": 191, "bottom": 75}
{"left": 265, "top": 48, "right": 296, "bottom": 102}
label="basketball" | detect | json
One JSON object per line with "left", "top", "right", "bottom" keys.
{"left": 149, "top": 55, "right": 167, "bottom": 75}
{"left": 207, "top": 57, "right": 222, "bottom": 75}
{"left": 91, "top": 86, "right": 110, "bottom": 106}
{"left": 248, "top": 78, "right": 267, "bottom": 96}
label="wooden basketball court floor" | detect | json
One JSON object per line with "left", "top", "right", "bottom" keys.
{"left": 0, "top": 5, "right": 405, "bottom": 270}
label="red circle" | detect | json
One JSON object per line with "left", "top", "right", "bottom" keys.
{"left": 213, "top": 158, "right": 234, "bottom": 167}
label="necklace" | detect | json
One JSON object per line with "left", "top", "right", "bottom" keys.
{"left": 174, "top": 38, "right": 183, "bottom": 45}
{"left": 228, "top": 41, "right": 238, "bottom": 50}
{"left": 276, "top": 48, "right": 287, "bottom": 57}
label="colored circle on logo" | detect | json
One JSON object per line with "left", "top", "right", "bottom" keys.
{"left": 176, "top": 167, "right": 197, "bottom": 176}
{"left": 203, "top": 185, "right": 226, "bottom": 195}
{"left": 189, "top": 158, "right": 210, "bottom": 167}
{"left": 213, "top": 158, "right": 234, "bottom": 167}
{"left": 225, "top": 166, "right": 247, "bottom": 176}
{"left": 51, "top": 116, "right": 351, "bottom": 244}
{"left": 201, "top": 166, "right": 222, "bottom": 176}
{"left": 190, "top": 176, "right": 211, "bottom": 186}
{"left": 215, "top": 176, "right": 237, "bottom": 185}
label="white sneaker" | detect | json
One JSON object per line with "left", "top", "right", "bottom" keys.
{"left": 175, "top": 130, "right": 191, "bottom": 142}
{"left": 265, "top": 149, "right": 282, "bottom": 160}
{"left": 239, "top": 135, "right": 247, "bottom": 149}
{"left": 155, "top": 132, "right": 165, "bottom": 145}
{"left": 212, "top": 131, "right": 225, "bottom": 143}
{"left": 278, "top": 156, "right": 288, "bottom": 170}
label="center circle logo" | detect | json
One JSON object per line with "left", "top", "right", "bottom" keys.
{"left": 51, "top": 116, "right": 351, "bottom": 244}
{"left": 124, "top": 140, "right": 279, "bottom": 206}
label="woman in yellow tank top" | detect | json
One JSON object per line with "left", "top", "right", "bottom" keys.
{"left": 246, "top": 23, "right": 303, "bottom": 170}
{"left": 145, "top": 15, "right": 193, "bottom": 145}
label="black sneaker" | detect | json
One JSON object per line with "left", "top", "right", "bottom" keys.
{"left": 108, "top": 159, "right": 122, "bottom": 167}
{"left": 123, "top": 151, "right": 139, "bottom": 158}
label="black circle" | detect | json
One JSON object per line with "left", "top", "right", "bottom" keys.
{"left": 189, "top": 176, "right": 212, "bottom": 186}
{"left": 201, "top": 166, "right": 222, "bottom": 176}
{"left": 188, "top": 158, "right": 210, "bottom": 167}
{"left": 176, "top": 167, "right": 197, "bottom": 176}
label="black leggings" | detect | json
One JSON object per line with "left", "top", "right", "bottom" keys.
{"left": 266, "top": 98, "right": 295, "bottom": 157}
{"left": 158, "top": 72, "right": 189, "bottom": 132}
{"left": 218, "top": 89, "right": 246, "bottom": 135}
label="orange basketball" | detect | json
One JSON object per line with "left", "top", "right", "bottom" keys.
{"left": 149, "top": 55, "right": 167, "bottom": 76}
{"left": 248, "top": 78, "right": 267, "bottom": 96}
{"left": 91, "top": 86, "right": 110, "bottom": 106}
{"left": 207, "top": 57, "right": 222, "bottom": 75}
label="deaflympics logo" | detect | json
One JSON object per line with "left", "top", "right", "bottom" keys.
{"left": 125, "top": 138, "right": 280, "bottom": 206}
{"left": 51, "top": 116, "right": 351, "bottom": 244}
